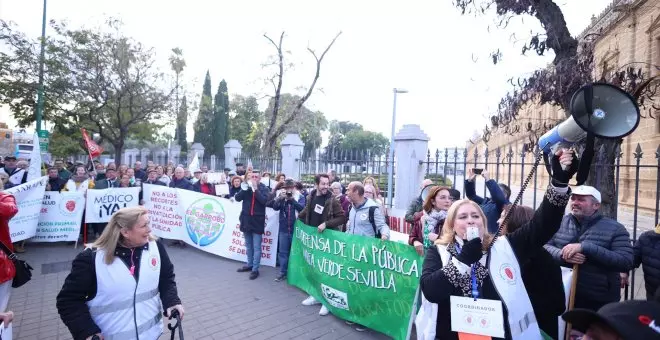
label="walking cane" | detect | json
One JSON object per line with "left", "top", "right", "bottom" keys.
{"left": 565, "top": 264, "right": 580, "bottom": 340}
{"left": 168, "top": 309, "right": 184, "bottom": 340}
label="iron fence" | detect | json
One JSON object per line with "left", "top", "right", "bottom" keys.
{"left": 460, "top": 142, "right": 660, "bottom": 301}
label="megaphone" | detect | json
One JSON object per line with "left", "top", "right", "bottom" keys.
{"left": 420, "top": 184, "right": 434, "bottom": 203}
{"left": 538, "top": 83, "right": 640, "bottom": 153}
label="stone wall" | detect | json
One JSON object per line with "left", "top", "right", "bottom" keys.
{"left": 468, "top": 0, "right": 660, "bottom": 214}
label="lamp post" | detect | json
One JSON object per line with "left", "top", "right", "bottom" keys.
{"left": 386, "top": 88, "right": 408, "bottom": 208}
{"left": 35, "top": 0, "right": 48, "bottom": 133}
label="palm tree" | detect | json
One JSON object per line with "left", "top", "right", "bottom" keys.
{"left": 169, "top": 48, "right": 186, "bottom": 141}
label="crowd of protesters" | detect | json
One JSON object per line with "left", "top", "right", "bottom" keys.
{"left": 1, "top": 150, "right": 660, "bottom": 339}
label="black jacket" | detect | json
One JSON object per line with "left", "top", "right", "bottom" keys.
{"left": 420, "top": 186, "right": 568, "bottom": 340}
{"left": 545, "top": 213, "right": 633, "bottom": 304}
{"left": 519, "top": 249, "right": 565, "bottom": 339}
{"left": 634, "top": 230, "right": 660, "bottom": 300}
{"left": 235, "top": 183, "right": 270, "bottom": 234}
{"left": 56, "top": 240, "right": 181, "bottom": 340}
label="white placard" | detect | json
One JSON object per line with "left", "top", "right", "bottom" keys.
{"left": 450, "top": 296, "right": 505, "bottom": 338}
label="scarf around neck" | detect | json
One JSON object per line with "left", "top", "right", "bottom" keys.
{"left": 423, "top": 209, "right": 447, "bottom": 248}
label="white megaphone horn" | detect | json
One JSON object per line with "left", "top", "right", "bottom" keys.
{"left": 538, "top": 83, "right": 641, "bottom": 153}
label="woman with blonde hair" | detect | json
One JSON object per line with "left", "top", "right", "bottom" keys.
{"left": 417, "top": 150, "right": 577, "bottom": 340}
{"left": 57, "top": 206, "right": 184, "bottom": 340}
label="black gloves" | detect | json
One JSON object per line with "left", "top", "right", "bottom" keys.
{"left": 456, "top": 238, "right": 484, "bottom": 265}
{"left": 550, "top": 150, "right": 579, "bottom": 187}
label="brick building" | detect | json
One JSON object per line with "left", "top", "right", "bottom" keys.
{"left": 467, "top": 0, "right": 660, "bottom": 214}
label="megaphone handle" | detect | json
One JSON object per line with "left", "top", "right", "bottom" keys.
{"left": 549, "top": 144, "right": 570, "bottom": 171}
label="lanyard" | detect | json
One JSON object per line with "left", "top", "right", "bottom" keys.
{"left": 455, "top": 243, "right": 480, "bottom": 300}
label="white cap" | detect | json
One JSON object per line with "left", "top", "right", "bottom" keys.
{"left": 571, "top": 185, "right": 601, "bottom": 203}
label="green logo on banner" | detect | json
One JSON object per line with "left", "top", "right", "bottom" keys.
{"left": 287, "top": 221, "right": 423, "bottom": 340}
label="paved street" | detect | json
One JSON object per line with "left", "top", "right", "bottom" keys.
{"left": 7, "top": 243, "right": 392, "bottom": 340}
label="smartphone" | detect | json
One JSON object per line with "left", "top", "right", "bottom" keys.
{"left": 473, "top": 168, "right": 483, "bottom": 175}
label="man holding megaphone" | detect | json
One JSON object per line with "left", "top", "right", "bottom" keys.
{"left": 235, "top": 170, "right": 271, "bottom": 280}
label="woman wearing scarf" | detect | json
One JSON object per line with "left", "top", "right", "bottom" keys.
{"left": 62, "top": 165, "right": 95, "bottom": 197}
{"left": 408, "top": 186, "right": 453, "bottom": 256}
{"left": 417, "top": 149, "right": 577, "bottom": 340}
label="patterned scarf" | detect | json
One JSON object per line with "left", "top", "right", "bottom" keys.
{"left": 422, "top": 210, "right": 447, "bottom": 248}
{"left": 443, "top": 242, "right": 489, "bottom": 297}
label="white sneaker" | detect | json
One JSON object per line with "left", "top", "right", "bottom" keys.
{"left": 319, "top": 305, "right": 329, "bottom": 316}
{"left": 302, "top": 296, "right": 320, "bottom": 306}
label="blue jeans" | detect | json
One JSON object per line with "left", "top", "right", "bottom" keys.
{"left": 244, "top": 231, "right": 263, "bottom": 272}
{"left": 278, "top": 231, "right": 293, "bottom": 275}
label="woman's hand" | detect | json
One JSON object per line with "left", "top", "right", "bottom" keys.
{"left": 413, "top": 241, "right": 424, "bottom": 256}
{"left": 467, "top": 168, "right": 477, "bottom": 182}
{"left": 166, "top": 304, "right": 185, "bottom": 320}
{"left": 428, "top": 232, "right": 438, "bottom": 242}
{"left": 551, "top": 148, "right": 579, "bottom": 187}
{"left": 0, "top": 311, "right": 13, "bottom": 327}
{"left": 455, "top": 238, "right": 483, "bottom": 265}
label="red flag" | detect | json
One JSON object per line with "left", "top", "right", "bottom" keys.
{"left": 81, "top": 128, "right": 103, "bottom": 158}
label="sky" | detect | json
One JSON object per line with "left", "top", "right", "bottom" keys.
{"left": 0, "top": 0, "right": 613, "bottom": 151}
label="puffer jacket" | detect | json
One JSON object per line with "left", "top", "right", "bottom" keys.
{"left": 545, "top": 213, "right": 633, "bottom": 304}
{"left": 346, "top": 198, "right": 390, "bottom": 238}
{"left": 634, "top": 230, "right": 660, "bottom": 300}
{"left": 0, "top": 192, "right": 19, "bottom": 284}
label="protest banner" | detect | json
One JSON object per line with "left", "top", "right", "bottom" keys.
{"left": 287, "top": 221, "right": 422, "bottom": 340}
{"left": 4, "top": 176, "right": 48, "bottom": 242}
{"left": 85, "top": 187, "right": 140, "bottom": 223}
{"left": 32, "top": 192, "right": 85, "bottom": 242}
{"left": 143, "top": 184, "right": 279, "bottom": 267}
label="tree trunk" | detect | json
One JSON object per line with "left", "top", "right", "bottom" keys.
{"left": 585, "top": 138, "right": 621, "bottom": 219}
{"left": 114, "top": 142, "right": 124, "bottom": 167}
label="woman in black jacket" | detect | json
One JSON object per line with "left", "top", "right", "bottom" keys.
{"left": 418, "top": 150, "right": 577, "bottom": 340}
{"left": 56, "top": 206, "right": 183, "bottom": 340}
{"left": 499, "top": 205, "right": 565, "bottom": 339}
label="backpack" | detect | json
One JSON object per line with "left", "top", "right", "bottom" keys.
{"left": 348, "top": 205, "right": 382, "bottom": 238}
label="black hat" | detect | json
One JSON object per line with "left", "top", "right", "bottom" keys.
{"left": 283, "top": 179, "right": 295, "bottom": 188}
{"left": 4, "top": 155, "right": 16, "bottom": 160}
{"left": 448, "top": 188, "right": 461, "bottom": 201}
{"left": 562, "top": 300, "right": 660, "bottom": 339}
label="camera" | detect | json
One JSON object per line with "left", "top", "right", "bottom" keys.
{"left": 286, "top": 191, "right": 293, "bottom": 197}
{"left": 473, "top": 168, "right": 483, "bottom": 175}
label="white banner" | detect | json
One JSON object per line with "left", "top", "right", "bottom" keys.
{"left": 143, "top": 184, "right": 280, "bottom": 267}
{"left": 4, "top": 176, "right": 48, "bottom": 242}
{"left": 32, "top": 192, "right": 85, "bottom": 242}
{"left": 85, "top": 187, "right": 140, "bottom": 223}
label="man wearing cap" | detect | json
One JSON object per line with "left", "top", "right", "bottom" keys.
{"left": 562, "top": 299, "right": 660, "bottom": 339}
{"left": 545, "top": 185, "right": 633, "bottom": 311}
{"left": 0, "top": 156, "right": 26, "bottom": 187}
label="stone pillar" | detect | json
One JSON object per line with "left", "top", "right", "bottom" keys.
{"left": 394, "top": 125, "right": 430, "bottom": 210}
{"left": 189, "top": 143, "right": 205, "bottom": 164}
{"left": 169, "top": 144, "right": 181, "bottom": 165}
{"left": 224, "top": 140, "right": 242, "bottom": 170}
{"left": 140, "top": 148, "right": 150, "bottom": 164}
{"left": 210, "top": 155, "right": 216, "bottom": 171}
{"left": 281, "top": 134, "right": 304, "bottom": 180}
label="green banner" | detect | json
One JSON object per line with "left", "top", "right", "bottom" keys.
{"left": 287, "top": 221, "right": 423, "bottom": 340}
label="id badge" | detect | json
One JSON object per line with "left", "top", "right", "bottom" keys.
{"left": 314, "top": 204, "right": 324, "bottom": 214}
{"left": 450, "top": 296, "right": 504, "bottom": 338}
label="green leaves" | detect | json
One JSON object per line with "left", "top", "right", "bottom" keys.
{"left": 0, "top": 18, "right": 175, "bottom": 161}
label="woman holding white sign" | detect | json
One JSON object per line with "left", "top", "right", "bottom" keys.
{"left": 57, "top": 206, "right": 184, "bottom": 340}
{"left": 418, "top": 149, "right": 577, "bottom": 340}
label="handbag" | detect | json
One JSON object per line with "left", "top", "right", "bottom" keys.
{"left": 0, "top": 241, "right": 33, "bottom": 288}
